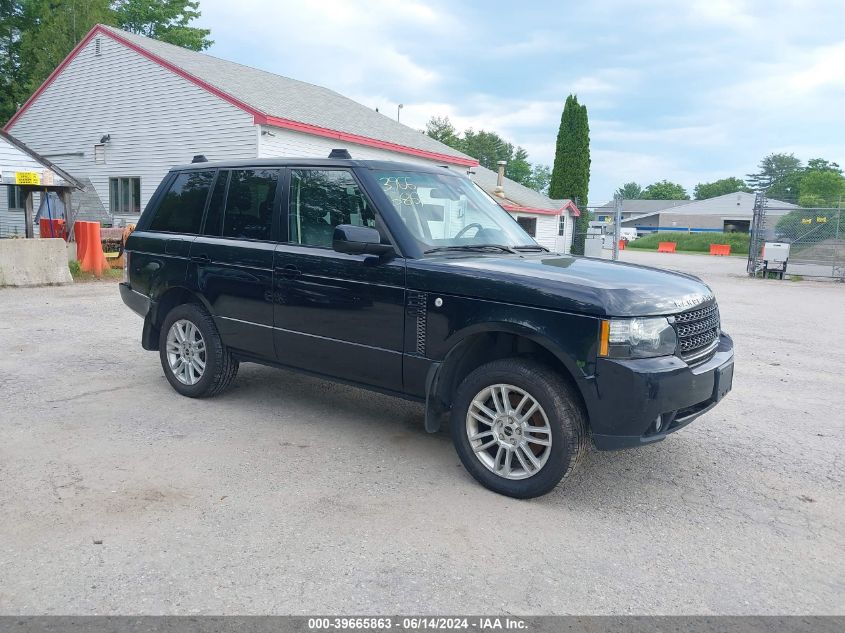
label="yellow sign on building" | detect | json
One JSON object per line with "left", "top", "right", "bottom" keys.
{"left": 15, "top": 171, "right": 41, "bottom": 186}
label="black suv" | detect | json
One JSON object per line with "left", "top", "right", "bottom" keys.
{"left": 120, "top": 157, "right": 734, "bottom": 498}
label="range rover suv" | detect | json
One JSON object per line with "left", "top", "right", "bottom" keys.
{"left": 120, "top": 156, "right": 734, "bottom": 498}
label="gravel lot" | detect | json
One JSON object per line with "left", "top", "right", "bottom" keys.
{"left": 1, "top": 250, "right": 843, "bottom": 615}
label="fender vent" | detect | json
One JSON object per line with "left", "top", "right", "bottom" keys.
{"left": 407, "top": 291, "right": 428, "bottom": 356}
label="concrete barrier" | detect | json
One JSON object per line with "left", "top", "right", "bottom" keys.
{"left": 0, "top": 238, "right": 73, "bottom": 287}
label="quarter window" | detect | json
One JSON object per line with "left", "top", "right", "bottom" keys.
{"left": 148, "top": 170, "right": 214, "bottom": 234}
{"left": 109, "top": 177, "right": 141, "bottom": 215}
{"left": 288, "top": 169, "right": 375, "bottom": 248}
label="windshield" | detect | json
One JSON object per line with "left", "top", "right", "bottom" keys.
{"left": 372, "top": 169, "right": 538, "bottom": 253}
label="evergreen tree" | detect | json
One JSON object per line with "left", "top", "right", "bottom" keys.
{"left": 549, "top": 95, "right": 591, "bottom": 254}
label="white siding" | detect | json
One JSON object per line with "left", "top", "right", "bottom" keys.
{"left": 258, "top": 125, "right": 469, "bottom": 171}
{"left": 8, "top": 33, "right": 258, "bottom": 221}
{"left": 0, "top": 136, "right": 47, "bottom": 174}
{"left": 0, "top": 186, "right": 25, "bottom": 237}
{"left": 510, "top": 212, "right": 565, "bottom": 252}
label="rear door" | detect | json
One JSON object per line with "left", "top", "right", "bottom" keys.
{"left": 130, "top": 169, "right": 214, "bottom": 297}
{"left": 188, "top": 168, "right": 283, "bottom": 358}
{"left": 272, "top": 167, "right": 406, "bottom": 392}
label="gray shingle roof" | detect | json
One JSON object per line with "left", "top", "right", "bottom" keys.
{"left": 469, "top": 164, "right": 573, "bottom": 213}
{"left": 70, "top": 177, "right": 112, "bottom": 224}
{"left": 596, "top": 199, "right": 690, "bottom": 214}
{"left": 99, "top": 25, "right": 473, "bottom": 163}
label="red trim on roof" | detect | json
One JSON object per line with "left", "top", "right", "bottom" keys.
{"left": 562, "top": 200, "right": 581, "bottom": 217}
{"left": 502, "top": 200, "right": 581, "bottom": 217}
{"left": 5, "top": 25, "right": 479, "bottom": 169}
{"left": 502, "top": 204, "right": 561, "bottom": 216}
{"left": 262, "top": 115, "right": 478, "bottom": 166}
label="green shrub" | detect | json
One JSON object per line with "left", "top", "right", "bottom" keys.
{"left": 627, "top": 232, "right": 750, "bottom": 254}
{"left": 68, "top": 260, "right": 81, "bottom": 276}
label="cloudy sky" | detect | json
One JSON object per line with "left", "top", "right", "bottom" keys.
{"left": 196, "top": 0, "right": 845, "bottom": 203}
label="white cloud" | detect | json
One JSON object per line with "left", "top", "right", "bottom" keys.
{"left": 199, "top": 0, "right": 450, "bottom": 98}
{"left": 192, "top": 0, "right": 845, "bottom": 202}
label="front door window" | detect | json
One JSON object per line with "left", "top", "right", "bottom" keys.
{"left": 288, "top": 169, "right": 376, "bottom": 248}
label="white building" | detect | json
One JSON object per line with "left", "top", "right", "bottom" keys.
{"left": 0, "top": 128, "right": 99, "bottom": 237}
{"left": 5, "top": 24, "right": 578, "bottom": 252}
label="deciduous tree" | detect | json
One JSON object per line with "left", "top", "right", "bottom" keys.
{"left": 114, "top": 0, "right": 211, "bottom": 50}
{"left": 641, "top": 180, "right": 689, "bottom": 200}
{"left": 694, "top": 177, "right": 751, "bottom": 200}
{"left": 614, "top": 182, "right": 642, "bottom": 199}
{"left": 746, "top": 153, "right": 802, "bottom": 191}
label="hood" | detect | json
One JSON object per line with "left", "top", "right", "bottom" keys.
{"left": 408, "top": 254, "right": 715, "bottom": 317}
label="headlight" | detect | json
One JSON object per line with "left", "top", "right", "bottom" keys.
{"left": 600, "top": 317, "right": 677, "bottom": 359}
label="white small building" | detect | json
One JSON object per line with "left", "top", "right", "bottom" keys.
{"left": 0, "top": 128, "right": 91, "bottom": 237}
{"left": 5, "top": 24, "right": 578, "bottom": 252}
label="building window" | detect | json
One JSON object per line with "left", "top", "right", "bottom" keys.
{"left": 558, "top": 215, "right": 566, "bottom": 236}
{"left": 516, "top": 216, "right": 537, "bottom": 237}
{"left": 7, "top": 185, "right": 25, "bottom": 210}
{"left": 94, "top": 143, "right": 106, "bottom": 164}
{"left": 109, "top": 177, "right": 141, "bottom": 215}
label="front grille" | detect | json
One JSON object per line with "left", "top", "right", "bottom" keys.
{"left": 674, "top": 302, "right": 720, "bottom": 363}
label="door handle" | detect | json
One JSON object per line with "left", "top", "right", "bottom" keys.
{"left": 191, "top": 254, "right": 211, "bottom": 263}
{"left": 276, "top": 264, "right": 301, "bottom": 278}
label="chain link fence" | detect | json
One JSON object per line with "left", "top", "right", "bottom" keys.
{"left": 748, "top": 192, "right": 844, "bottom": 280}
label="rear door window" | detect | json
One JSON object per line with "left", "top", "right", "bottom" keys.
{"left": 221, "top": 169, "right": 280, "bottom": 241}
{"left": 149, "top": 170, "right": 215, "bottom": 234}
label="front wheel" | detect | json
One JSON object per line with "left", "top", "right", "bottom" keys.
{"left": 159, "top": 303, "right": 239, "bottom": 398}
{"left": 450, "top": 358, "right": 587, "bottom": 498}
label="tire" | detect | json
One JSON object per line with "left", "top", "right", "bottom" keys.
{"left": 158, "top": 303, "right": 239, "bottom": 398}
{"left": 450, "top": 358, "right": 587, "bottom": 499}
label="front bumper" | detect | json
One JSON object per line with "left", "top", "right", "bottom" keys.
{"left": 588, "top": 332, "right": 734, "bottom": 450}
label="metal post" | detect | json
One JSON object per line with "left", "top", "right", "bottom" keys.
{"left": 836, "top": 195, "right": 842, "bottom": 280}
{"left": 612, "top": 194, "right": 622, "bottom": 261}
{"left": 23, "top": 189, "right": 34, "bottom": 238}
{"left": 62, "top": 190, "right": 75, "bottom": 242}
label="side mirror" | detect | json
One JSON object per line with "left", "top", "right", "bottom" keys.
{"left": 332, "top": 224, "right": 393, "bottom": 256}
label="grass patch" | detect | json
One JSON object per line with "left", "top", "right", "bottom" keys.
{"left": 69, "top": 261, "right": 122, "bottom": 282}
{"left": 627, "top": 232, "right": 750, "bottom": 254}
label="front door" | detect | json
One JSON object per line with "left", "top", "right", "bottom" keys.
{"left": 273, "top": 168, "right": 405, "bottom": 392}
{"left": 188, "top": 168, "right": 282, "bottom": 358}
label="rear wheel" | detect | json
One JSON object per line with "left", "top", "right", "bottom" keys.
{"left": 159, "top": 303, "right": 238, "bottom": 398}
{"left": 450, "top": 358, "right": 587, "bottom": 498}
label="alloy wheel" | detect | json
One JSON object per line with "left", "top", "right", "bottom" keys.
{"left": 465, "top": 383, "right": 552, "bottom": 480}
{"left": 165, "top": 319, "right": 207, "bottom": 386}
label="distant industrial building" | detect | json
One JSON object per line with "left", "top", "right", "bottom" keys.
{"left": 595, "top": 192, "right": 799, "bottom": 234}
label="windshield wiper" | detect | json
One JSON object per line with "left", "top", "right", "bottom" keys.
{"left": 424, "top": 244, "right": 518, "bottom": 255}
{"left": 513, "top": 245, "right": 550, "bottom": 252}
